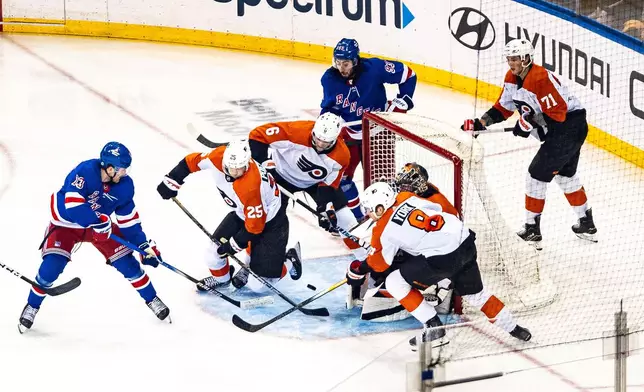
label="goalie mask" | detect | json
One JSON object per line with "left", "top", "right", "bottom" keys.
{"left": 395, "top": 162, "right": 429, "bottom": 195}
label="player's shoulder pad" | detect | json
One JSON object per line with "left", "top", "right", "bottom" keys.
{"left": 528, "top": 64, "right": 550, "bottom": 81}
{"left": 69, "top": 159, "right": 102, "bottom": 186}
{"left": 321, "top": 67, "right": 340, "bottom": 83}
{"left": 360, "top": 57, "right": 384, "bottom": 71}
{"left": 331, "top": 138, "right": 351, "bottom": 166}
{"left": 119, "top": 175, "right": 135, "bottom": 193}
{"left": 503, "top": 69, "right": 517, "bottom": 84}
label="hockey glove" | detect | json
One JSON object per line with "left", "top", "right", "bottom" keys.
{"left": 317, "top": 202, "right": 338, "bottom": 232}
{"left": 461, "top": 118, "right": 487, "bottom": 132}
{"left": 138, "top": 240, "right": 161, "bottom": 267}
{"left": 91, "top": 214, "right": 113, "bottom": 242}
{"left": 217, "top": 237, "right": 243, "bottom": 257}
{"left": 157, "top": 176, "right": 181, "bottom": 200}
{"left": 513, "top": 113, "right": 538, "bottom": 138}
{"left": 346, "top": 260, "right": 372, "bottom": 287}
{"left": 261, "top": 159, "right": 278, "bottom": 178}
{"left": 386, "top": 95, "right": 413, "bottom": 113}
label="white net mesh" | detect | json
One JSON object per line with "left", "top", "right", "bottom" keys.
{"left": 363, "top": 112, "right": 557, "bottom": 314}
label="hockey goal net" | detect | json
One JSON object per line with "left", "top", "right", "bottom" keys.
{"left": 362, "top": 111, "right": 557, "bottom": 314}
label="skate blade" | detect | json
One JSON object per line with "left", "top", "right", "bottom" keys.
{"left": 527, "top": 241, "right": 543, "bottom": 251}
{"left": 575, "top": 232, "right": 598, "bottom": 243}
{"left": 411, "top": 337, "right": 450, "bottom": 352}
{"left": 17, "top": 323, "right": 29, "bottom": 334}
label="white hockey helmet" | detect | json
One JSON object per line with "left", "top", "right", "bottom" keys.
{"left": 223, "top": 139, "right": 252, "bottom": 174}
{"left": 503, "top": 39, "right": 535, "bottom": 66}
{"left": 362, "top": 181, "right": 396, "bottom": 215}
{"left": 312, "top": 113, "right": 343, "bottom": 149}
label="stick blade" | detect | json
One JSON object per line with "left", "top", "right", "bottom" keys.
{"left": 232, "top": 314, "right": 264, "bottom": 333}
{"left": 299, "top": 306, "right": 330, "bottom": 317}
{"left": 44, "top": 277, "right": 81, "bottom": 296}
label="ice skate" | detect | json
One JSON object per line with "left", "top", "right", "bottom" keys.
{"left": 146, "top": 296, "right": 171, "bottom": 323}
{"left": 572, "top": 208, "right": 597, "bottom": 243}
{"left": 409, "top": 315, "right": 449, "bottom": 351}
{"left": 517, "top": 215, "right": 543, "bottom": 250}
{"left": 510, "top": 324, "right": 532, "bottom": 341}
{"left": 18, "top": 304, "right": 39, "bottom": 334}
{"left": 285, "top": 242, "right": 302, "bottom": 280}
{"left": 197, "top": 265, "right": 235, "bottom": 292}
{"left": 231, "top": 266, "right": 250, "bottom": 289}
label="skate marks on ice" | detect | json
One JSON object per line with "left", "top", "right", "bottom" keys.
{"left": 196, "top": 254, "right": 458, "bottom": 340}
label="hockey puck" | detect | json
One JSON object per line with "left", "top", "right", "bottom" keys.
{"left": 307, "top": 284, "right": 316, "bottom": 291}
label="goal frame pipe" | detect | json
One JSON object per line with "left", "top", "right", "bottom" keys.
{"left": 361, "top": 112, "right": 465, "bottom": 314}
{"left": 361, "top": 112, "right": 464, "bottom": 219}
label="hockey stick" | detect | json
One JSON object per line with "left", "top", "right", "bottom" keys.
{"left": 188, "top": 120, "right": 363, "bottom": 149}
{"left": 470, "top": 127, "right": 513, "bottom": 136}
{"left": 0, "top": 260, "right": 81, "bottom": 296}
{"left": 277, "top": 186, "right": 367, "bottom": 248}
{"left": 232, "top": 278, "right": 347, "bottom": 332}
{"left": 170, "top": 197, "right": 329, "bottom": 317}
{"left": 110, "top": 235, "right": 272, "bottom": 310}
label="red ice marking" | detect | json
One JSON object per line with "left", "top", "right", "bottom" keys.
{"left": 4, "top": 37, "right": 192, "bottom": 152}
{"left": 468, "top": 323, "right": 591, "bottom": 392}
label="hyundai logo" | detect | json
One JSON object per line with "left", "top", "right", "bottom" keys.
{"left": 448, "top": 7, "right": 496, "bottom": 51}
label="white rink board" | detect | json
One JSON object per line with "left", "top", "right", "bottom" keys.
{"left": 3, "top": 0, "right": 643, "bottom": 149}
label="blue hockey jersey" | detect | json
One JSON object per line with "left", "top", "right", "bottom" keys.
{"left": 49, "top": 159, "right": 147, "bottom": 246}
{"left": 320, "top": 57, "right": 416, "bottom": 140}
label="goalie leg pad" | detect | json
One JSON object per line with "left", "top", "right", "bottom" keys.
{"left": 385, "top": 270, "right": 437, "bottom": 323}
{"left": 361, "top": 295, "right": 410, "bottom": 322}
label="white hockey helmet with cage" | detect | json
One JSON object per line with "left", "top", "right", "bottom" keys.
{"left": 223, "top": 139, "right": 252, "bottom": 172}
{"left": 503, "top": 39, "right": 535, "bottom": 66}
{"left": 362, "top": 181, "right": 396, "bottom": 214}
{"left": 312, "top": 113, "right": 343, "bottom": 144}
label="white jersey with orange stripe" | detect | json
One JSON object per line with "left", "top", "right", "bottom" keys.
{"left": 492, "top": 64, "right": 584, "bottom": 141}
{"left": 249, "top": 121, "right": 351, "bottom": 189}
{"left": 184, "top": 147, "right": 282, "bottom": 236}
{"left": 366, "top": 192, "right": 471, "bottom": 273}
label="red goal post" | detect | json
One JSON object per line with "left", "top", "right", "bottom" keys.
{"left": 361, "top": 111, "right": 557, "bottom": 314}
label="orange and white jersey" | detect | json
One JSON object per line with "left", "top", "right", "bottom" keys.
{"left": 493, "top": 64, "right": 584, "bottom": 140}
{"left": 366, "top": 192, "right": 471, "bottom": 273}
{"left": 184, "top": 146, "right": 282, "bottom": 235}
{"left": 249, "top": 121, "right": 351, "bottom": 189}
{"left": 423, "top": 184, "right": 460, "bottom": 218}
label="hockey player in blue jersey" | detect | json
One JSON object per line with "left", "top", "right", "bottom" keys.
{"left": 320, "top": 38, "right": 417, "bottom": 221}
{"left": 18, "top": 142, "right": 170, "bottom": 333}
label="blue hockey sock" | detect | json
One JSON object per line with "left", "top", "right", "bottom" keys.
{"left": 27, "top": 254, "right": 68, "bottom": 309}
{"left": 341, "top": 178, "right": 365, "bottom": 220}
{"left": 111, "top": 255, "right": 157, "bottom": 303}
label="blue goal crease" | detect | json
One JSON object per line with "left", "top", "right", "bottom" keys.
{"left": 197, "top": 255, "right": 461, "bottom": 340}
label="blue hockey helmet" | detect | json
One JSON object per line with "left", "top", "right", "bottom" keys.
{"left": 333, "top": 38, "right": 360, "bottom": 65}
{"left": 100, "top": 142, "right": 132, "bottom": 169}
